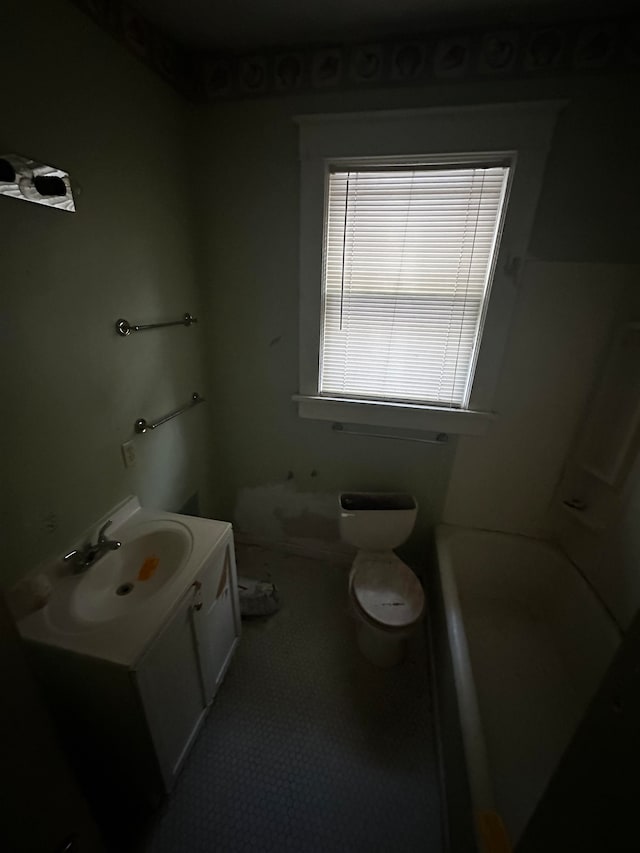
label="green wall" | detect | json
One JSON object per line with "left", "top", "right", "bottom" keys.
{"left": 1, "top": 0, "right": 214, "bottom": 587}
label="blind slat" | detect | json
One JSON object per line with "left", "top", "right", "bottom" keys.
{"left": 319, "top": 164, "right": 509, "bottom": 407}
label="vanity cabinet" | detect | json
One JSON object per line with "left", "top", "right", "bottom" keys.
{"left": 24, "top": 528, "right": 241, "bottom": 807}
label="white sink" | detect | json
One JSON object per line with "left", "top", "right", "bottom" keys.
{"left": 48, "top": 524, "right": 193, "bottom": 631}
{"left": 17, "top": 497, "right": 231, "bottom": 666}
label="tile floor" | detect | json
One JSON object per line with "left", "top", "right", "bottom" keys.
{"left": 139, "top": 544, "right": 443, "bottom": 853}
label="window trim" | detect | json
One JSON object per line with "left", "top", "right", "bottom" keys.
{"left": 295, "top": 102, "right": 564, "bottom": 434}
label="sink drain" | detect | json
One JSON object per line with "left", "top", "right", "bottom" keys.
{"left": 116, "top": 583, "right": 134, "bottom": 596}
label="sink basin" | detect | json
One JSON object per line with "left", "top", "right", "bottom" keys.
{"left": 46, "top": 521, "right": 193, "bottom": 633}
{"left": 16, "top": 497, "right": 231, "bottom": 666}
{"left": 72, "top": 526, "right": 192, "bottom": 624}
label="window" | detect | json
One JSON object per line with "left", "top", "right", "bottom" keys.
{"left": 321, "top": 160, "right": 510, "bottom": 409}
{"left": 295, "top": 104, "right": 562, "bottom": 434}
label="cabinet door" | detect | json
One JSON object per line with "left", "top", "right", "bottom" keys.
{"left": 192, "top": 540, "right": 241, "bottom": 705}
{"left": 134, "top": 587, "right": 207, "bottom": 791}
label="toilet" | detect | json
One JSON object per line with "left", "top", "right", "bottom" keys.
{"left": 339, "top": 492, "right": 425, "bottom": 667}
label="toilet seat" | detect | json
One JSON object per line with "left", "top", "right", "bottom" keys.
{"left": 350, "top": 552, "right": 424, "bottom": 630}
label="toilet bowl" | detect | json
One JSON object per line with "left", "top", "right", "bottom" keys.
{"left": 340, "top": 492, "right": 425, "bottom": 667}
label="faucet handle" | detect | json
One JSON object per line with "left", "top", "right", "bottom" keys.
{"left": 97, "top": 520, "right": 113, "bottom": 543}
{"left": 63, "top": 548, "right": 90, "bottom": 572}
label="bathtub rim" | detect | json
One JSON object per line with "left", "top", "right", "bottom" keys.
{"left": 435, "top": 524, "right": 496, "bottom": 840}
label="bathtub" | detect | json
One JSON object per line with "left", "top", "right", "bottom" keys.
{"left": 432, "top": 525, "right": 620, "bottom": 851}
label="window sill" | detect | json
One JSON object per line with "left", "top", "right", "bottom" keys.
{"left": 292, "top": 394, "right": 494, "bottom": 435}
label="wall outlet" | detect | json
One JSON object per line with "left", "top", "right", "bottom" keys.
{"left": 121, "top": 440, "right": 136, "bottom": 468}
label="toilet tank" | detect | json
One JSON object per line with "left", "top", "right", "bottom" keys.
{"left": 339, "top": 492, "right": 418, "bottom": 551}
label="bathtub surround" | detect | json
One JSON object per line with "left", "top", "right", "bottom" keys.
{"left": 444, "top": 261, "right": 635, "bottom": 538}
{"left": 587, "top": 451, "right": 640, "bottom": 628}
{"left": 553, "top": 287, "right": 640, "bottom": 633}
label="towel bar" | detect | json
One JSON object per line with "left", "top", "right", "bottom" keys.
{"left": 332, "top": 422, "right": 449, "bottom": 445}
{"left": 135, "top": 393, "right": 205, "bottom": 434}
{"left": 116, "top": 313, "right": 197, "bottom": 336}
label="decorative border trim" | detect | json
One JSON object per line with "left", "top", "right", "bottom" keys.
{"left": 71, "top": 1, "right": 639, "bottom": 102}
{"left": 70, "top": 0, "right": 196, "bottom": 96}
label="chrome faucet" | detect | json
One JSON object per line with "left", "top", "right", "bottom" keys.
{"left": 63, "top": 520, "right": 122, "bottom": 572}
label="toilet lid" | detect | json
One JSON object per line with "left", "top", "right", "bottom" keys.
{"left": 351, "top": 553, "right": 424, "bottom": 628}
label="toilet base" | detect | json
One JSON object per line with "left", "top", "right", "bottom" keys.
{"left": 356, "top": 620, "right": 406, "bottom": 667}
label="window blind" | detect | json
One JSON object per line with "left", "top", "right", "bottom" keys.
{"left": 319, "top": 164, "right": 510, "bottom": 408}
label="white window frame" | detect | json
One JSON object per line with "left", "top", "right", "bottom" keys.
{"left": 293, "top": 102, "right": 563, "bottom": 435}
